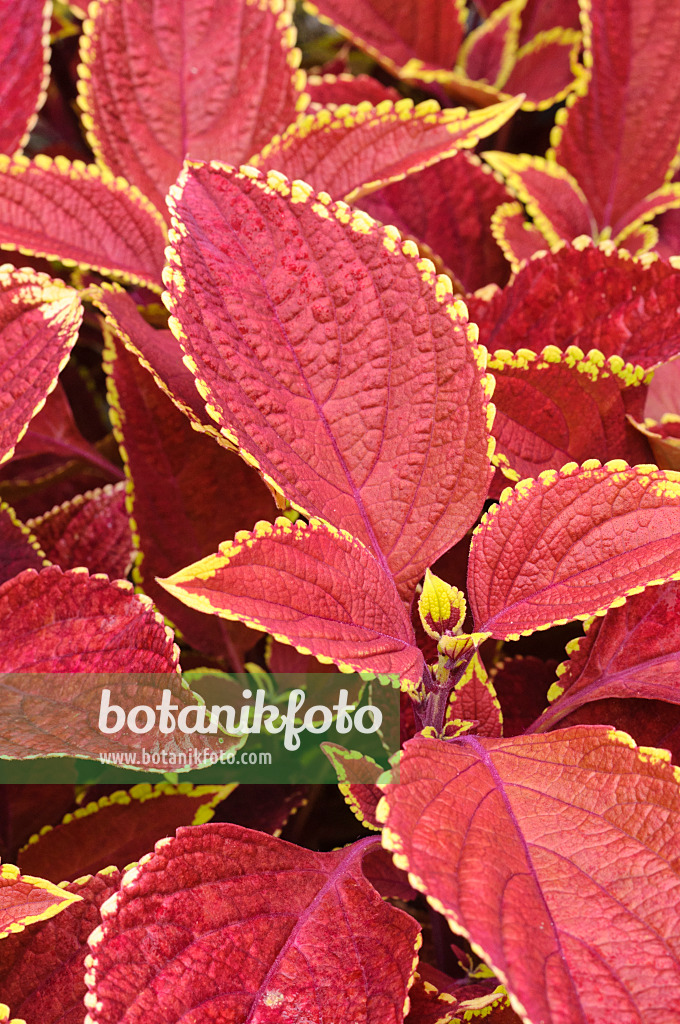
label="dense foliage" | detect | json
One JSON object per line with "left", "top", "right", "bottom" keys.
{"left": 2, "top": 1, "right": 680, "bottom": 1022}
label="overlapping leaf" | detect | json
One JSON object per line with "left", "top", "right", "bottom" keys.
{"left": 86, "top": 824, "right": 420, "bottom": 1024}
{"left": 78, "top": 0, "right": 308, "bottom": 213}
{"left": 305, "top": 0, "right": 467, "bottom": 74}
{"left": 18, "top": 783, "right": 235, "bottom": 883}
{"left": 322, "top": 742, "right": 384, "bottom": 830}
{"left": 305, "top": 73, "right": 401, "bottom": 109}
{"left": 468, "top": 462, "right": 680, "bottom": 639}
{"left": 160, "top": 517, "right": 425, "bottom": 688}
{"left": 0, "top": 502, "right": 45, "bottom": 584}
{"left": 553, "top": 0, "right": 680, "bottom": 236}
{"left": 465, "top": 242, "right": 680, "bottom": 369}
{"left": 489, "top": 655, "right": 557, "bottom": 735}
{"left": 531, "top": 581, "right": 680, "bottom": 733}
{"left": 488, "top": 346, "right": 651, "bottom": 480}
{"left": 0, "top": 156, "right": 167, "bottom": 289}
{"left": 0, "top": 0, "right": 51, "bottom": 154}
{"left": 253, "top": 95, "right": 522, "bottom": 204}
{"left": 0, "top": 869, "right": 121, "bottom": 1024}
{"left": 484, "top": 1, "right": 680, "bottom": 251}
{"left": 26, "top": 482, "right": 133, "bottom": 579}
{"left": 0, "top": 268, "right": 82, "bottom": 466}
{"left": 92, "top": 285, "right": 215, "bottom": 430}
{"left": 380, "top": 728, "right": 680, "bottom": 1024}
{"left": 0, "top": 566, "right": 229, "bottom": 764}
{"left": 0, "top": 863, "right": 81, "bottom": 938}
{"left": 105, "top": 333, "right": 275, "bottom": 662}
{"left": 359, "top": 152, "right": 513, "bottom": 291}
{"left": 0, "top": 786, "right": 77, "bottom": 862}
{"left": 445, "top": 652, "right": 501, "bottom": 737}
{"left": 165, "top": 162, "right": 493, "bottom": 600}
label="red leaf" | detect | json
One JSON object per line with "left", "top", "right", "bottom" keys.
{"left": 0, "top": 0, "right": 50, "bottom": 155}
{"left": 160, "top": 516, "right": 425, "bottom": 689}
{"left": 531, "top": 580, "right": 680, "bottom": 733}
{"left": 501, "top": 27, "right": 582, "bottom": 111}
{"left": 0, "top": 565, "right": 177, "bottom": 674}
{"left": 488, "top": 201, "right": 550, "bottom": 272}
{"left": 0, "top": 269, "right": 82, "bottom": 466}
{"left": 0, "top": 501, "right": 45, "bottom": 584}
{"left": 459, "top": 4, "right": 518, "bottom": 88}
{"left": 465, "top": 242, "right": 680, "bottom": 370}
{"left": 322, "top": 742, "right": 384, "bottom": 830}
{"left": 307, "top": 0, "right": 467, "bottom": 74}
{"left": 380, "top": 728, "right": 680, "bottom": 1024}
{"left": 165, "top": 163, "right": 493, "bottom": 600}
{"left": 105, "top": 333, "right": 275, "bottom": 663}
{"left": 0, "top": 863, "right": 81, "bottom": 938}
{"left": 253, "top": 96, "right": 522, "bottom": 203}
{"left": 483, "top": 151, "right": 594, "bottom": 244}
{"left": 404, "top": 970, "right": 458, "bottom": 1023}
{"left": 359, "top": 152, "right": 513, "bottom": 291}
{"left": 7, "top": 381, "right": 118, "bottom": 479}
{"left": 517, "top": 0, "right": 581, "bottom": 42}
{"left": 306, "top": 73, "right": 401, "bottom": 108}
{"left": 18, "top": 783, "right": 235, "bottom": 884}
{"left": 26, "top": 482, "right": 134, "bottom": 579}
{"left": 488, "top": 346, "right": 651, "bottom": 481}
{"left": 87, "top": 824, "right": 421, "bottom": 1024}
{"left": 0, "top": 869, "right": 120, "bottom": 1024}
{"left": 211, "top": 784, "right": 310, "bottom": 837}
{"left": 0, "top": 156, "right": 167, "bottom": 290}
{"left": 0, "top": 567, "right": 231, "bottom": 764}
{"left": 445, "top": 652, "right": 502, "bottom": 738}
{"left": 0, "top": 786, "right": 76, "bottom": 862}
{"left": 78, "top": 0, "right": 307, "bottom": 213}
{"left": 468, "top": 461, "right": 680, "bottom": 639}
{"left": 92, "top": 285, "right": 215, "bottom": 431}
{"left": 489, "top": 655, "right": 558, "bottom": 736}
{"left": 553, "top": 0, "right": 680, "bottom": 236}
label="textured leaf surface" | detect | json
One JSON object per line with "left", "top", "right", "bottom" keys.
{"left": 322, "top": 742, "right": 383, "bottom": 830}
{"left": 92, "top": 285, "right": 215, "bottom": 430}
{"left": 305, "top": 73, "right": 401, "bottom": 109}
{"left": 445, "top": 652, "right": 502, "bottom": 737}
{"left": 553, "top": 0, "right": 680, "bottom": 233}
{"left": 502, "top": 28, "right": 581, "bottom": 110}
{"left": 79, "top": 0, "right": 307, "bottom": 213}
{"left": 87, "top": 824, "right": 420, "bottom": 1024}
{"left": 483, "top": 151, "right": 594, "bottom": 244}
{"left": 165, "top": 162, "right": 493, "bottom": 600}
{"left": 160, "top": 517, "right": 425, "bottom": 688}
{"left": 489, "top": 347, "right": 651, "bottom": 480}
{"left": 209, "top": 783, "right": 310, "bottom": 837}
{"left": 489, "top": 201, "right": 550, "bottom": 271}
{"left": 359, "top": 152, "right": 513, "bottom": 291}
{"left": 0, "top": 157, "right": 167, "bottom": 289}
{"left": 0, "top": 0, "right": 50, "bottom": 154}
{"left": 532, "top": 581, "right": 680, "bottom": 733}
{"left": 380, "top": 728, "right": 680, "bottom": 1024}
{"left": 0, "top": 565, "right": 177, "bottom": 674}
{"left": 490, "top": 655, "right": 557, "bottom": 736}
{"left": 0, "top": 502, "right": 45, "bottom": 584}
{"left": 254, "top": 96, "right": 522, "bottom": 204}
{"left": 105, "top": 334, "right": 275, "bottom": 662}
{"left": 0, "top": 567, "right": 230, "bottom": 763}
{"left": 18, "top": 783, "right": 234, "bottom": 883}
{"left": 0, "top": 869, "right": 120, "bottom": 1024}
{"left": 26, "top": 482, "right": 133, "bottom": 579}
{"left": 0, "top": 269, "right": 82, "bottom": 466}
{"left": 468, "top": 462, "right": 680, "bottom": 639}
{"left": 0, "top": 864, "right": 81, "bottom": 938}
{"left": 465, "top": 243, "right": 680, "bottom": 370}
{"left": 306, "top": 0, "right": 466, "bottom": 73}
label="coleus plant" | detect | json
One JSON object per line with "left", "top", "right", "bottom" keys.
{"left": 3, "top": 1, "right": 680, "bottom": 1023}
